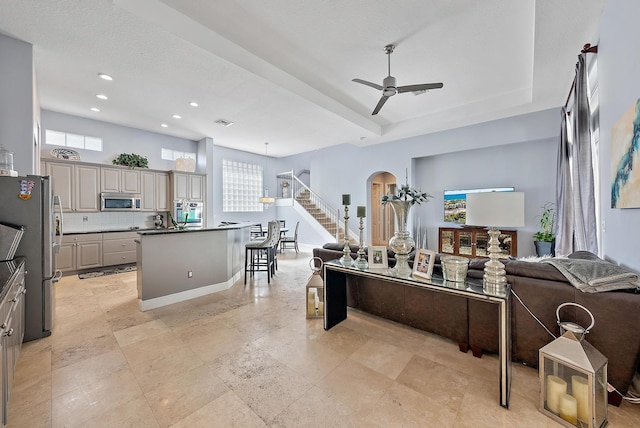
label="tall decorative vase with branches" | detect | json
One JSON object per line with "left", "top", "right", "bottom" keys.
{"left": 382, "top": 184, "right": 432, "bottom": 278}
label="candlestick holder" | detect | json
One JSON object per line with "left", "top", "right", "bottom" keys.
{"left": 355, "top": 216, "right": 368, "bottom": 270}
{"left": 339, "top": 205, "right": 353, "bottom": 267}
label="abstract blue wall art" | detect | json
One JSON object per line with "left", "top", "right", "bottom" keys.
{"left": 611, "top": 98, "right": 640, "bottom": 208}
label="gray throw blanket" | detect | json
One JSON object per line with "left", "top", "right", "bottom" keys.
{"left": 542, "top": 258, "right": 640, "bottom": 293}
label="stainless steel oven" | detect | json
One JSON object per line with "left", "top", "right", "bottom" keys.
{"left": 100, "top": 193, "right": 141, "bottom": 211}
{"left": 174, "top": 201, "right": 203, "bottom": 228}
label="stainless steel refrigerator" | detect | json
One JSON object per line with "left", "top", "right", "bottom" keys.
{"left": 0, "top": 175, "right": 62, "bottom": 341}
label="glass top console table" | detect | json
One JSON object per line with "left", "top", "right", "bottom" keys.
{"left": 323, "top": 260, "right": 512, "bottom": 408}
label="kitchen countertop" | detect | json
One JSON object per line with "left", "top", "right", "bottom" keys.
{"left": 64, "top": 228, "right": 158, "bottom": 235}
{"left": 137, "top": 222, "right": 253, "bottom": 235}
{"left": 0, "top": 257, "right": 25, "bottom": 302}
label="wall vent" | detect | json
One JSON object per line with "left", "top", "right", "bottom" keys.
{"left": 214, "top": 119, "right": 234, "bottom": 127}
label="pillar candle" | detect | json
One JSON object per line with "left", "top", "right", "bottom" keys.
{"left": 571, "top": 375, "right": 590, "bottom": 423}
{"left": 342, "top": 194, "right": 351, "bottom": 205}
{"left": 317, "top": 302, "right": 324, "bottom": 316}
{"left": 559, "top": 393, "right": 578, "bottom": 425}
{"left": 546, "top": 375, "right": 567, "bottom": 414}
{"left": 357, "top": 206, "right": 366, "bottom": 217}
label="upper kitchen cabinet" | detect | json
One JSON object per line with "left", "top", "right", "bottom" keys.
{"left": 45, "top": 161, "right": 100, "bottom": 212}
{"left": 101, "top": 166, "right": 140, "bottom": 194}
{"left": 170, "top": 171, "right": 205, "bottom": 202}
{"left": 141, "top": 171, "right": 169, "bottom": 211}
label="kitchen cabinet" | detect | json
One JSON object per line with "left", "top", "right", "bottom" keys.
{"left": 57, "top": 234, "right": 103, "bottom": 272}
{"left": 101, "top": 166, "right": 140, "bottom": 194}
{"left": 45, "top": 161, "right": 100, "bottom": 212}
{"left": 438, "top": 227, "right": 517, "bottom": 259}
{"left": 141, "top": 171, "right": 169, "bottom": 211}
{"left": 102, "top": 231, "right": 137, "bottom": 266}
{"left": 171, "top": 171, "right": 205, "bottom": 202}
{"left": 0, "top": 259, "right": 25, "bottom": 426}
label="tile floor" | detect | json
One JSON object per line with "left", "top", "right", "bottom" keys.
{"left": 7, "top": 244, "right": 640, "bottom": 427}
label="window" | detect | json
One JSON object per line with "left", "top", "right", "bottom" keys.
{"left": 161, "top": 148, "right": 196, "bottom": 161}
{"left": 45, "top": 129, "right": 102, "bottom": 151}
{"left": 222, "top": 159, "right": 263, "bottom": 212}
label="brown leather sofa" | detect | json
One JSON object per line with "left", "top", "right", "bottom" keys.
{"left": 313, "top": 244, "right": 640, "bottom": 404}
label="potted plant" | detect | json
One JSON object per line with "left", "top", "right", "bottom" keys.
{"left": 112, "top": 153, "right": 149, "bottom": 169}
{"left": 534, "top": 202, "right": 556, "bottom": 256}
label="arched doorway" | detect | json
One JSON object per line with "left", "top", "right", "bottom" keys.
{"left": 371, "top": 172, "right": 396, "bottom": 246}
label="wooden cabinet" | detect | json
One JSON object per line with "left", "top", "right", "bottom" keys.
{"left": 171, "top": 171, "right": 205, "bottom": 202}
{"left": 141, "top": 171, "right": 169, "bottom": 211}
{"left": 101, "top": 166, "right": 140, "bottom": 193}
{"left": 57, "top": 233, "right": 103, "bottom": 272}
{"left": 75, "top": 165, "right": 100, "bottom": 211}
{"left": 46, "top": 161, "right": 100, "bottom": 212}
{"left": 0, "top": 260, "right": 25, "bottom": 426}
{"left": 438, "top": 227, "right": 517, "bottom": 259}
{"left": 102, "top": 231, "right": 137, "bottom": 266}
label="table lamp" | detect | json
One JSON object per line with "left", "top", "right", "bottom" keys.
{"left": 465, "top": 192, "right": 524, "bottom": 291}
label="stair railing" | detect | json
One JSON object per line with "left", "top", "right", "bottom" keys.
{"left": 277, "top": 170, "right": 340, "bottom": 241}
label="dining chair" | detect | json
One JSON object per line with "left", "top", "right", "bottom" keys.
{"left": 250, "top": 223, "right": 263, "bottom": 240}
{"left": 280, "top": 221, "right": 300, "bottom": 253}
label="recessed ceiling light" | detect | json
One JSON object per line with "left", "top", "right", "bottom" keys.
{"left": 90, "top": 107, "right": 100, "bottom": 112}
{"left": 172, "top": 114, "right": 182, "bottom": 119}
{"left": 161, "top": 123, "right": 168, "bottom": 128}
{"left": 96, "top": 94, "right": 108, "bottom": 100}
{"left": 189, "top": 101, "right": 199, "bottom": 107}
{"left": 98, "top": 73, "right": 113, "bottom": 81}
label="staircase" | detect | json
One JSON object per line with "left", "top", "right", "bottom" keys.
{"left": 278, "top": 172, "right": 354, "bottom": 243}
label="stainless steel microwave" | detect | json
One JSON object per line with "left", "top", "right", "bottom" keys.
{"left": 100, "top": 193, "right": 141, "bottom": 211}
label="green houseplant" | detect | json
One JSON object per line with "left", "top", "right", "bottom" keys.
{"left": 112, "top": 153, "right": 149, "bottom": 169}
{"left": 534, "top": 202, "right": 556, "bottom": 256}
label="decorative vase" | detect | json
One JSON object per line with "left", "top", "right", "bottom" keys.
{"left": 388, "top": 200, "right": 415, "bottom": 278}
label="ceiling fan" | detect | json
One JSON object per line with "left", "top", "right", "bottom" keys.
{"left": 353, "top": 44, "right": 444, "bottom": 115}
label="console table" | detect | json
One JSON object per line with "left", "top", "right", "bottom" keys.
{"left": 323, "top": 260, "right": 512, "bottom": 408}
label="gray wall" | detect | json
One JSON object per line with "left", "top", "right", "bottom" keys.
{"left": 0, "top": 33, "right": 36, "bottom": 175}
{"left": 40, "top": 110, "right": 198, "bottom": 171}
{"left": 599, "top": 0, "right": 640, "bottom": 271}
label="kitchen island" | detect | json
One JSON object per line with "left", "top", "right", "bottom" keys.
{"left": 136, "top": 222, "right": 251, "bottom": 310}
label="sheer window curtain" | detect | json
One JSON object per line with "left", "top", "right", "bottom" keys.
{"left": 555, "top": 53, "right": 599, "bottom": 255}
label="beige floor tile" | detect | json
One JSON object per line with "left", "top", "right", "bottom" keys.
{"left": 394, "top": 354, "right": 468, "bottom": 412}
{"left": 211, "top": 343, "right": 314, "bottom": 421}
{"left": 52, "top": 348, "right": 129, "bottom": 398}
{"left": 315, "top": 358, "right": 394, "bottom": 421}
{"left": 130, "top": 346, "right": 204, "bottom": 393}
{"left": 349, "top": 337, "right": 415, "bottom": 380}
{"left": 365, "top": 381, "right": 459, "bottom": 428}
{"left": 270, "top": 385, "right": 360, "bottom": 428}
{"left": 52, "top": 368, "right": 143, "bottom": 428}
{"left": 144, "top": 363, "right": 229, "bottom": 428}
{"left": 169, "top": 390, "right": 265, "bottom": 428}
{"left": 51, "top": 329, "right": 120, "bottom": 370}
{"left": 75, "top": 395, "right": 159, "bottom": 428}
{"left": 6, "top": 397, "right": 51, "bottom": 428}
{"left": 113, "top": 319, "right": 170, "bottom": 347}
{"left": 120, "top": 330, "right": 186, "bottom": 368}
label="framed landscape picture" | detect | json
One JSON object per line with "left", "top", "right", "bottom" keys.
{"left": 368, "top": 246, "right": 388, "bottom": 269}
{"left": 413, "top": 249, "right": 436, "bottom": 280}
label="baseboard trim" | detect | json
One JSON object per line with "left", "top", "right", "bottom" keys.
{"left": 138, "top": 271, "right": 242, "bottom": 311}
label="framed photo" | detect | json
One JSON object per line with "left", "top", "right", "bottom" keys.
{"left": 368, "top": 246, "right": 388, "bottom": 269}
{"left": 413, "top": 249, "right": 436, "bottom": 280}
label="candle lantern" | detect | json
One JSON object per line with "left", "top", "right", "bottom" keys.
{"left": 539, "top": 303, "right": 607, "bottom": 428}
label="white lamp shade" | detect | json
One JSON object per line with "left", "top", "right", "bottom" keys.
{"left": 466, "top": 192, "right": 525, "bottom": 228}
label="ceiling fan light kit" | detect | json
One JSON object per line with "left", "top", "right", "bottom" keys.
{"left": 353, "top": 44, "right": 443, "bottom": 115}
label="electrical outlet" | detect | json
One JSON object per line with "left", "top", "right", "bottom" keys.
{"left": 83, "top": 216, "right": 88, "bottom": 222}
{"left": 187, "top": 271, "right": 193, "bottom": 278}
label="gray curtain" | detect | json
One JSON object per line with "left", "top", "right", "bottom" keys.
{"left": 555, "top": 53, "right": 598, "bottom": 255}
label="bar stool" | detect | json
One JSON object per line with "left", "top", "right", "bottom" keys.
{"left": 245, "top": 220, "right": 280, "bottom": 284}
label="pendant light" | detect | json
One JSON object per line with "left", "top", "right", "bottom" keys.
{"left": 259, "top": 142, "right": 275, "bottom": 207}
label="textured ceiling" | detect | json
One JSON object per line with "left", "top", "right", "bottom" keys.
{"left": 0, "top": 0, "right": 604, "bottom": 157}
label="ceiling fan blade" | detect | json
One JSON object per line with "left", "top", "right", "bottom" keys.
{"left": 353, "top": 78, "right": 383, "bottom": 91}
{"left": 397, "top": 82, "right": 444, "bottom": 93}
{"left": 372, "top": 95, "right": 389, "bottom": 115}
